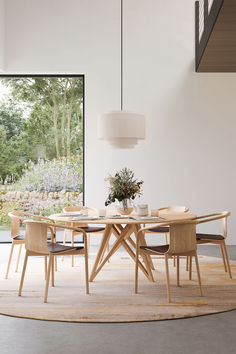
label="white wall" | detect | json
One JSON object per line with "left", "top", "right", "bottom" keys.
{"left": 0, "top": 0, "right": 5, "bottom": 71}
{"left": 3, "top": 0, "right": 236, "bottom": 243}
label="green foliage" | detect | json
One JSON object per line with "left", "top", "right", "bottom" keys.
{"left": 39, "top": 199, "right": 73, "bottom": 217}
{"left": 2, "top": 77, "right": 84, "bottom": 160}
{"left": 0, "top": 200, "right": 20, "bottom": 225}
{"left": 0, "top": 77, "right": 84, "bottom": 184}
{"left": 105, "top": 167, "right": 143, "bottom": 206}
{"left": 17, "top": 156, "right": 83, "bottom": 193}
{"left": 0, "top": 120, "right": 28, "bottom": 184}
{"left": 0, "top": 102, "right": 23, "bottom": 139}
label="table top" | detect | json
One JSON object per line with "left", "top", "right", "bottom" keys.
{"left": 49, "top": 210, "right": 196, "bottom": 225}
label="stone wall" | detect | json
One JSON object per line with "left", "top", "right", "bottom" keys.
{"left": 0, "top": 190, "right": 83, "bottom": 215}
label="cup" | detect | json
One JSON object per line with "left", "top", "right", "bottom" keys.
{"left": 134, "top": 204, "right": 149, "bottom": 216}
{"left": 98, "top": 209, "right": 106, "bottom": 217}
{"left": 151, "top": 209, "right": 159, "bottom": 217}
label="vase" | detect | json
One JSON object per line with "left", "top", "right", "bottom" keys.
{"left": 116, "top": 198, "right": 134, "bottom": 215}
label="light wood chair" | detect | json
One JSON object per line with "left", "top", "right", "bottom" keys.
{"left": 146, "top": 206, "right": 189, "bottom": 267}
{"left": 18, "top": 220, "right": 89, "bottom": 303}
{"left": 63, "top": 206, "right": 105, "bottom": 266}
{"left": 5, "top": 211, "right": 56, "bottom": 279}
{"left": 189, "top": 211, "right": 232, "bottom": 279}
{"left": 135, "top": 217, "right": 203, "bottom": 303}
{"left": 150, "top": 206, "right": 189, "bottom": 241}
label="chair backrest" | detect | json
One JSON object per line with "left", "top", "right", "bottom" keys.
{"left": 8, "top": 211, "right": 32, "bottom": 239}
{"left": 195, "top": 211, "right": 230, "bottom": 239}
{"left": 166, "top": 211, "right": 230, "bottom": 254}
{"left": 24, "top": 220, "right": 49, "bottom": 254}
{"left": 63, "top": 205, "right": 96, "bottom": 214}
{"left": 168, "top": 220, "right": 197, "bottom": 255}
{"left": 8, "top": 210, "right": 55, "bottom": 239}
{"left": 159, "top": 206, "right": 189, "bottom": 213}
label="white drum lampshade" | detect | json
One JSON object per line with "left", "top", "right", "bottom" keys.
{"left": 98, "top": 110, "right": 146, "bottom": 149}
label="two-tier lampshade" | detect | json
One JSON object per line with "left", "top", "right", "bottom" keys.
{"left": 98, "top": 110, "right": 145, "bottom": 149}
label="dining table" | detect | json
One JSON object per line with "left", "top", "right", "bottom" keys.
{"left": 49, "top": 210, "right": 196, "bottom": 282}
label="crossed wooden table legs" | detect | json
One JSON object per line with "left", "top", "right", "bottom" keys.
{"left": 89, "top": 223, "right": 155, "bottom": 282}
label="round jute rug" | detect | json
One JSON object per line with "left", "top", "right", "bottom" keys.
{"left": 0, "top": 253, "right": 235, "bottom": 322}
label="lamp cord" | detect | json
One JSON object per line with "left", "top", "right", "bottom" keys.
{"left": 121, "top": 0, "right": 123, "bottom": 111}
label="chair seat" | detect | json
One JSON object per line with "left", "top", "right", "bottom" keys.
{"left": 79, "top": 226, "right": 105, "bottom": 233}
{"left": 47, "top": 243, "right": 84, "bottom": 254}
{"left": 13, "top": 235, "right": 25, "bottom": 241}
{"left": 147, "top": 226, "right": 169, "bottom": 233}
{"left": 196, "top": 233, "right": 225, "bottom": 241}
{"left": 140, "top": 245, "right": 169, "bottom": 254}
{"left": 13, "top": 233, "right": 53, "bottom": 241}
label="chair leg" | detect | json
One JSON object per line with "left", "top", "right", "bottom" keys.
{"left": 173, "top": 256, "right": 176, "bottom": 267}
{"left": 51, "top": 255, "right": 55, "bottom": 287}
{"left": 44, "top": 256, "right": 47, "bottom": 280}
{"left": 220, "top": 244, "right": 227, "bottom": 272}
{"left": 72, "top": 233, "right": 75, "bottom": 267}
{"left": 5, "top": 243, "right": 15, "bottom": 279}
{"left": 177, "top": 256, "right": 180, "bottom": 286}
{"left": 194, "top": 252, "right": 203, "bottom": 296}
{"left": 135, "top": 235, "right": 140, "bottom": 294}
{"left": 18, "top": 251, "right": 29, "bottom": 296}
{"left": 62, "top": 230, "right": 67, "bottom": 262}
{"left": 223, "top": 241, "right": 232, "bottom": 279}
{"left": 54, "top": 256, "right": 57, "bottom": 272}
{"left": 186, "top": 256, "right": 189, "bottom": 271}
{"left": 165, "top": 254, "right": 171, "bottom": 303}
{"left": 189, "top": 256, "right": 192, "bottom": 280}
{"left": 85, "top": 252, "right": 89, "bottom": 295}
{"left": 87, "top": 234, "right": 90, "bottom": 255}
{"left": 44, "top": 254, "right": 53, "bottom": 303}
{"left": 15, "top": 244, "right": 23, "bottom": 273}
{"left": 63, "top": 231, "right": 67, "bottom": 245}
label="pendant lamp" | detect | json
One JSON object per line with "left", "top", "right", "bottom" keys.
{"left": 97, "top": 0, "right": 146, "bottom": 149}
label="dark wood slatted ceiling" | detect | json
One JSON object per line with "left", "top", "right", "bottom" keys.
{"left": 197, "top": 0, "right": 236, "bottom": 72}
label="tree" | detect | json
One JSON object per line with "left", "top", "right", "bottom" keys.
{"left": 0, "top": 125, "right": 29, "bottom": 184}
{"left": 2, "top": 77, "right": 84, "bottom": 160}
{"left": 0, "top": 104, "right": 29, "bottom": 184}
{"left": 0, "top": 103, "right": 23, "bottom": 139}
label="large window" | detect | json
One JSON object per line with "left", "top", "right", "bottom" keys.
{"left": 0, "top": 75, "right": 84, "bottom": 239}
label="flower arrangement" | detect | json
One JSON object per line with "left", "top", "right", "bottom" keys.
{"left": 105, "top": 167, "right": 143, "bottom": 206}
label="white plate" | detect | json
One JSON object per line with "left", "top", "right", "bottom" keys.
{"left": 70, "top": 216, "right": 99, "bottom": 221}
{"left": 55, "top": 212, "right": 82, "bottom": 217}
{"left": 129, "top": 216, "right": 165, "bottom": 220}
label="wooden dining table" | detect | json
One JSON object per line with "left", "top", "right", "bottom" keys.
{"left": 50, "top": 210, "right": 196, "bottom": 282}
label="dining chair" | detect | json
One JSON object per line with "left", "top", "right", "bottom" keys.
{"left": 135, "top": 217, "right": 203, "bottom": 303}
{"left": 150, "top": 206, "right": 189, "bottom": 240}
{"left": 62, "top": 206, "right": 105, "bottom": 266}
{"left": 18, "top": 220, "right": 89, "bottom": 303}
{"left": 5, "top": 211, "right": 56, "bottom": 279}
{"left": 188, "top": 211, "right": 232, "bottom": 279}
{"left": 146, "top": 206, "right": 189, "bottom": 267}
